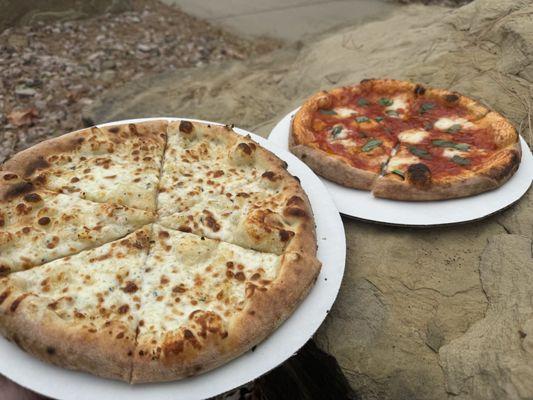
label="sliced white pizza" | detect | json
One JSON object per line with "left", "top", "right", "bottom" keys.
{"left": 0, "top": 172, "right": 155, "bottom": 273}
{"left": 0, "top": 227, "right": 151, "bottom": 381}
{"left": 2, "top": 121, "right": 168, "bottom": 211}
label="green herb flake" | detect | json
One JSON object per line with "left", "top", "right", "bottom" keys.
{"left": 451, "top": 155, "right": 470, "bottom": 166}
{"left": 356, "top": 116, "right": 370, "bottom": 123}
{"left": 431, "top": 140, "right": 469, "bottom": 151}
{"left": 378, "top": 98, "right": 393, "bottom": 106}
{"left": 455, "top": 143, "right": 470, "bottom": 151}
{"left": 391, "top": 169, "right": 405, "bottom": 179}
{"left": 375, "top": 116, "right": 384, "bottom": 122}
{"left": 331, "top": 125, "right": 343, "bottom": 137}
{"left": 446, "top": 123, "right": 462, "bottom": 133}
{"left": 362, "top": 139, "right": 382, "bottom": 152}
{"left": 419, "top": 102, "right": 435, "bottom": 114}
{"left": 386, "top": 109, "right": 399, "bottom": 117}
{"left": 357, "top": 98, "right": 369, "bottom": 106}
{"left": 319, "top": 109, "right": 337, "bottom": 115}
{"left": 432, "top": 139, "right": 456, "bottom": 148}
{"left": 409, "top": 146, "right": 431, "bottom": 159}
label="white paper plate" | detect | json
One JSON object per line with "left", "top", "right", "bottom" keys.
{"left": 0, "top": 118, "right": 346, "bottom": 400}
{"left": 269, "top": 108, "right": 533, "bottom": 226}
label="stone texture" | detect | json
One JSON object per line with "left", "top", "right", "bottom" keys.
{"left": 80, "top": 0, "right": 532, "bottom": 398}
{"left": 440, "top": 235, "right": 533, "bottom": 399}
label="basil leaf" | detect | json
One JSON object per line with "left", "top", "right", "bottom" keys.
{"left": 409, "top": 146, "right": 431, "bottom": 159}
{"left": 452, "top": 155, "right": 470, "bottom": 166}
{"left": 454, "top": 143, "right": 470, "bottom": 151}
{"left": 319, "top": 109, "right": 337, "bottom": 115}
{"left": 375, "top": 116, "right": 384, "bottom": 122}
{"left": 432, "top": 140, "right": 470, "bottom": 151}
{"left": 356, "top": 116, "right": 370, "bottom": 123}
{"left": 331, "top": 125, "right": 343, "bottom": 137}
{"left": 386, "top": 110, "right": 399, "bottom": 117}
{"left": 446, "top": 123, "right": 462, "bottom": 133}
{"left": 357, "top": 98, "right": 369, "bottom": 106}
{"left": 432, "top": 139, "right": 456, "bottom": 148}
{"left": 362, "top": 139, "right": 382, "bottom": 152}
{"left": 379, "top": 98, "right": 393, "bottom": 106}
{"left": 419, "top": 102, "right": 435, "bottom": 114}
{"left": 391, "top": 169, "right": 405, "bottom": 179}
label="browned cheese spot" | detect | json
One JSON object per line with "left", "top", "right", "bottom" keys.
{"left": 23, "top": 193, "right": 42, "bottom": 203}
{"left": 122, "top": 281, "right": 139, "bottom": 293}
{"left": 38, "top": 216, "right": 51, "bottom": 226}
{"left": 118, "top": 304, "right": 130, "bottom": 314}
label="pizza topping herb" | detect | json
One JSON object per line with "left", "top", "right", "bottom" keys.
{"left": 409, "top": 146, "right": 432, "bottom": 159}
{"left": 424, "top": 122, "right": 433, "bottom": 130}
{"left": 357, "top": 98, "right": 369, "bottom": 106}
{"left": 385, "top": 110, "right": 399, "bottom": 117}
{"left": 378, "top": 98, "right": 393, "bottom": 106}
{"left": 446, "top": 124, "right": 462, "bottom": 133}
{"left": 375, "top": 116, "right": 384, "bottom": 122}
{"left": 319, "top": 109, "right": 337, "bottom": 115}
{"left": 419, "top": 102, "right": 435, "bottom": 114}
{"left": 330, "top": 125, "right": 343, "bottom": 137}
{"left": 356, "top": 116, "right": 370, "bottom": 123}
{"left": 362, "top": 139, "right": 382, "bottom": 152}
{"left": 451, "top": 155, "right": 471, "bottom": 166}
{"left": 391, "top": 169, "right": 405, "bottom": 179}
{"left": 431, "top": 140, "right": 470, "bottom": 151}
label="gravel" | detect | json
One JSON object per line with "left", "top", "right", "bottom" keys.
{"left": 0, "top": 1, "right": 278, "bottom": 163}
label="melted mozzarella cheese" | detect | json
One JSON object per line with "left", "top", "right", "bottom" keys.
{"left": 398, "top": 129, "right": 429, "bottom": 144}
{"left": 333, "top": 127, "right": 351, "bottom": 140}
{"left": 434, "top": 117, "right": 474, "bottom": 131}
{"left": 386, "top": 96, "right": 409, "bottom": 112}
{"left": 333, "top": 107, "right": 357, "bottom": 118}
{"left": 442, "top": 148, "right": 467, "bottom": 158}
{"left": 386, "top": 155, "right": 419, "bottom": 170}
{"left": 138, "top": 225, "right": 280, "bottom": 341}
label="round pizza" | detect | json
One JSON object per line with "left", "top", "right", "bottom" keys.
{"left": 0, "top": 120, "right": 320, "bottom": 383}
{"left": 290, "top": 79, "right": 522, "bottom": 200}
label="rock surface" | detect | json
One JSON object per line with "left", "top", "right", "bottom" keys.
{"left": 81, "top": 0, "right": 533, "bottom": 398}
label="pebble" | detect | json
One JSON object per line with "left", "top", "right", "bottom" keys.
{"left": 15, "top": 86, "right": 37, "bottom": 97}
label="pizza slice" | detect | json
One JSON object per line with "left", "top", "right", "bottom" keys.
{"left": 0, "top": 227, "right": 150, "bottom": 381}
{"left": 158, "top": 121, "right": 314, "bottom": 255}
{"left": 373, "top": 111, "right": 520, "bottom": 200}
{"left": 290, "top": 83, "right": 403, "bottom": 189}
{"left": 158, "top": 121, "right": 280, "bottom": 216}
{"left": 0, "top": 171, "right": 155, "bottom": 273}
{"left": 2, "top": 120, "right": 168, "bottom": 211}
{"left": 131, "top": 224, "right": 320, "bottom": 382}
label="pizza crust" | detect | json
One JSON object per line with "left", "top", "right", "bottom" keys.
{"left": 0, "top": 292, "right": 134, "bottom": 381}
{"left": 373, "top": 142, "right": 521, "bottom": 201}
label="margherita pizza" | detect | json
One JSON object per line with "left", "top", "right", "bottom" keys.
{"left": 291, "top": 79, "right": 521, "bottom": 200}
{"left": 0, "top": 120, "right": 320, "bottom": 383}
